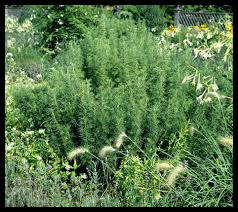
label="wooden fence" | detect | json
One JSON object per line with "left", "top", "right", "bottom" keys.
{"left": 174, "top": 6, "right": 233, "bottom": 27}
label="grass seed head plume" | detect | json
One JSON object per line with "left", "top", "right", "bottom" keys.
{"left": 188, "top": 126, "right": 199, "bottom": 136}
{"left": 114, "top": 132, "right": 127, "bottom": 149}
{"left": 155, "top": 161, "right": 174, "bottom": 172}
{"left": 99, "top": 146, "right": 116, "bottom": 159}
{"left": 165, "top": 164, "right": 186, "bottom": 188}
{"left": 218, "top": 136, "right": 233, "bottom": 146}
{"left": 67, "top": 147, "right": 89, "bottom": 160}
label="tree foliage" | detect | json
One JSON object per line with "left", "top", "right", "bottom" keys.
{"left": 29, "top": 5, "right": 100, "bottom": 54}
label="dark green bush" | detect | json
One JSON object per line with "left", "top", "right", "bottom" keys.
{"left": 137, "top": 5, "right": 166, "bottom": 35}
{"left": 31, "top": 5, "right": 100, "bottom": 54}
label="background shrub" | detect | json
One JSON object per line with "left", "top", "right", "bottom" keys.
{"left": 137, "top": 5, "right": 166, "bottom": 35}
{"left": 30, "top": 5, "right": 100, "bottom": 55}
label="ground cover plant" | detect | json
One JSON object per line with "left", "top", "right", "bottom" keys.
{"left": 5, "top": 6, "right": 233, "bottom": 207}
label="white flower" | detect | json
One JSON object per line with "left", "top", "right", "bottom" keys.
{"left": 28, "top": 78, "right": 34, "bottom": 82}
{"left": 203, "top": 75, "right": 211, "bottom": 80}
{"left": 64, "top": 162, "right": 73, "bottom": 171}
{"left": 211, "top": 42, "right": 224, "bottom": 53}
{"left": 206, "top": 92, "right": 219, "bottom": 98}
{"left": 80, "top": 173, "right": 87, "bottom": 179}
{"left": 193, "top": 48, "right": 199, "bottom": 58}
{"left": 183, "top": 39, "right": 193, "bottom": 47}
{"left": 200, "top": 50, "right": 214, "bottom": 59}
{"left": 11, "top": 127, "right": 19, "bottom": 135}
{"left": 181, "top": 74, "right": 194, "bottom": 84}
{"left": 58, "top": 19, "right": 63, "bottom": 25}
{"left": 50, "top": 67, "right": 55, "bottom": 71}
{"left": 6, "top": 142, "right": 15, "bottom": 151}
{"left": 157, "top": 36, "right": 166, "bottom": 45}
{"left": 36, "top": 74, "right": 42, "bottom": 80}
{"left": 6, "top": 38, "right": 16, "bottom": 48}
{"left": 30, "top": 14, "right": 36, "bottom": 20}
{"left": 196, "top": 89, "right": 207, "bottom": 104}
{"left": 212, "top": 81, "right": 219, "bottom": 92}
{"left": 186, "top": 33, "right": 192, "bottom": 38}
{"left": 207, "top": 32, "right": 213, "bottom": 39}
{"left": 203, "top": 96, "right": 212, "bottom": 103}
{"left": 188, "top": 40, "right": 193, "bottom": 46}
{"left": 196, "top": 74, "right": 203, "bottom": 92}
{"left": 35, "top": 155, "right": 42, "bottom": 160}
{"left": 6, "top": 53, "right": 13, "bottom": 58}
{"left": 25, "top": 131, "right": 34, "bottom": 136}
{"left": 169, "top": 43, "right": 177, "bottom": 49}
{"left": 196, "top": 32, "right": 204, "bottom": 39}
{"left": 16, "top": 26, "right": 24, "bottom": 33}
{"left": 38, "top": 129, "right": 45, "bottom": 134}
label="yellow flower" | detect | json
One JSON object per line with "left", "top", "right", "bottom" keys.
{"left": 225, "top": 20, "right": 233, "bottom": 31}
{"left": 200, "top": 24, "right": 208, "bottom": 31}
{"left": 193, "top": 26, "right": 200, "bottom": 32}
{"left": 221, "top": 21, "right": 233, "bottom": 40}
{"left": 168, "top": 25, "right": 176, "bottom": 33}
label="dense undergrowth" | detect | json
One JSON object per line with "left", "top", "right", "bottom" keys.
{"left": 5, "top": 8, "right": 233, "bottom": 207}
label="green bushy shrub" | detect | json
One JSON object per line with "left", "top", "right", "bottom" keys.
{"left": 31, "top": 5, "right": 100, "bottom": 54}
{"left": 137, "top": 5, "right": 166, "bottom": 35}
{"left": 78, "top": 14, "right": 169, "bottom": 156}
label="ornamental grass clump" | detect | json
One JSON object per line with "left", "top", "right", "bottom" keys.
{"left": 67, "top": 147, "right": 89, "bottom": 160}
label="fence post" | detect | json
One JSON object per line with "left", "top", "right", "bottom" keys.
{"left": 115, "top": 5, "right": 121, "bottom": 18}
{"left": 174, "top": 5, "right": 182, "bottom": 26}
